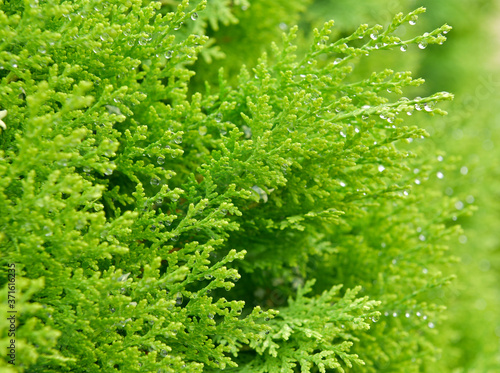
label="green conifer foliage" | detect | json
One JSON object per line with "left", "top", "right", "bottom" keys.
{"left": 0, "top": 1, "right": 463, "bottom": 372}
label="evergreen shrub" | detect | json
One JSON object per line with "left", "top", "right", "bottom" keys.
{"left": 0, "top": 1, "right": 469, "bottom": 372}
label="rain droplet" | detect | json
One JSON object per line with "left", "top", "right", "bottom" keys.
{"left": 409, "top": 16, "right": 418, "bottom": 25}
{"left": 151, "top": 178, "right": 160, "bottom": 186}
{"left": 117, "top": 273, "right": 130, "bottom": 282}
{"left": 378, "top": 165, "right": 385, "bottom": 172}
{"left": 160, "top": 349, "right": 168, "bottom": 357}
{"left": 437, "top": 172, "right": 444, "bottom": 179}
{"left": 242, "top": 125, "right": 252, "bottom": 138}
{"left": 174, "top": 137, "right": 182, "bottom": 144}
{"left": 333, "top": 58, "right": 342, "bottom": 65}
{"left": 165, "top": 50, "right": 173, "bottom": 59}
{"left": 157, "top": 156, "right": 165, "bottom": 165}
{"left": 175, "top": 292, "right": 183, "bottom": 305}
{"left": 422, "top": 268, "right": 428, "bottom": 274}
{"left": 455, "top": 201, "right": 464, "bottom": 210}
{"left": 415, "top": 179, "right": 421, "bottom": 185}
{"left": 339, "top": 181, "right": 346, "bottom": 187}
{"left": 191, "top": 12, "right": 198, "bottom": 21}
{"left": 400, "top": 45, "right": 407, "bottom": 52}
{"left": 428, "top": 322, "right": 435, "bottom": 328}
{"left": 466, "top": 195, "right": 475, "bottom": 204}
{"left": 419, "top": 234, "right": 426, "bottom": 241}
{"left": 393, "top": 312, "right": 398, "bottom": 317}
{"left": 199, "top": 126, "right": 207, "bottom": 136}
{"left": 43, "top": 226, "right": 52, "bottom": 236}
{"left": 215, "top": 113, "right": 223, "bottom": 122}
{"left": 405, "top": 312, "right": 410, "bottom": 318}
{"left": 104, "top": 168, "right": 113, "bottom": 176}
{"left": 460, "top": 166, "right": 468, "bottom": 175}
{"left": 208, "top": 313, "right": 214, "bottom": 319}
{"left": 418, "top": 41, "right": 428, "bottom": 49}
{"left": 340, "top": 131, "right": 346, "bottom": 138}
{"left": 251, "top": 186, "right": 268, "bottom": 203}
{"left": 370, "top": 33, "right": 378, "bottom": 40}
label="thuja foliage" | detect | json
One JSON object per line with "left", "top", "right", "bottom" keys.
{"left": 0, "top": 0, "right": 467, "bottom": 372}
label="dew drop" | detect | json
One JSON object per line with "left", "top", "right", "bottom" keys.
{"left": 418, "top": 41, "right": 428, "bottom": 49}
{"left": 151, "top": 178, "right": 160, "bottom": 186}
{"left": 160, "top": 349, "right": 168, "bottom": 357}
{"left": 419, "top": 234, "right": 426, "bottom": 241}
{"left": 175, "top": 293, "right": 183, "bottom": 305}
{"left": 428, "top": 322, "right": 435, "bottom": 329}
{"left": 242, "top": 125, "right": 252, "bottom": 138}
{"left": 409, "top": 16, "right": 418, "bottom": 25}
{"left": 437, "top": 172, "right": 444, "bottom": 179}
{"left": 400, "top": 45, "right": 407, "bottom": 52}
{"left": 117, "top": 273, "right": 130, "bottom": 282}
{"left": 378, "top": 165, "right": 385, "bottom": 172}
{"left": 104, "top": 168, "right": 113, "bottom": 176}
{"left": 339, "top": 181, "right": 346, "bottom": 187}
{"left": 157, "top": 156, "right": 165, "bottom": 165}
{"left": 455, "top": 201, "right": 464, "bottom": 210}
{"left": 165, "top": 50, "right": 173, "bottom": 59}
{"left": 370, "top": 33, "right": 378, "bottom": 40}
{"left": 43, "top": 226, "right": 52, "bottom": 236}
{"left": 340, "top": 131, "right": 346, "bottom": 138}
{"left": 405, "top": 312, "right": 410, "bottom": 318}
{"left": 393, "top": 312, "right": 398, "bottom": 317}
{"left": 414, "top": 179, "right": 421, "bottom": 185}
{"left": 174, "top": 137, "right": 182, "bottom": 144}
{"left": 215, "top": 113, "right": 223, "bottom": 122}
{"left": 422, "top": 268, "right": 428, "bottom": 274}
{"left": 191, "top": 12, "right": 198, "bottom": 21}
{"left": 460, "top": 166, "right": 468, "bottom": 175}
{"left": 198, "top": 126, "right": 208, "bottom": 136}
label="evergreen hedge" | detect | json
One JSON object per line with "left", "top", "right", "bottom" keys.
{"left": 0, "top": 0, "right": 488, "bottom": 372}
